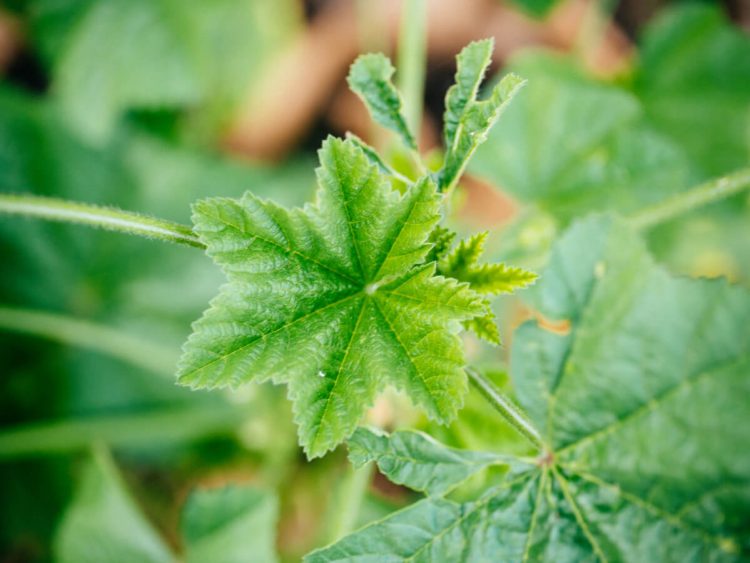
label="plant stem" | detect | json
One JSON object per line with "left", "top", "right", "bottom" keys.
{"left": 0, "top": 306, "right": 178, "bottom": 375}
{"left": 628, "top": 167, "right": 750, "bottom": 230}
{"left": 328, "top": 462, "right": 373, "bottom": 542}
{"left": 466, "top": 367, "right": 544, "bottom": 451}
{"left": 0, "top": 404, "right": 246, "bottom": 458}
{"left": 0, "top": 193, "right": 205, "bottom": 248}
{"left": 397, "top": 0, "right": 427, "bottom": 141}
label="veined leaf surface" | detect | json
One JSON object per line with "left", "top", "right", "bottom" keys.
{"left": 308, "top": 216, "right": 750, "bottom": 561}
{"left": 179, "top": 137, "right": 485, "bottom": 457}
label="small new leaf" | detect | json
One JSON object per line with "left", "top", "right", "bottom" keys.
{"left": 438, "top": 231, "right": 536, "bottom": 344}
{"left": 439, "top": 232, "right": 537, "bottom": 295}
{"left": 178, "top": 137, "right": 485, "bottom": 458}
{"left": 347, "top": 54, "right": 417, "bottom": 150}
{"left": 348, "top": 427, "right": 516, "bottom": 496}
{"left": 438, "top": 39, "right": 526, "bottom": 191}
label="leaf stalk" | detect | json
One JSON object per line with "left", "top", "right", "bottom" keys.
{"left": 466, "top": 366, "right": 544, "bottom": 451}
{"left": 0, "top": 193, "right": 205, "bottom": 248}
{"left": 628, "top": 167, "right": 750, "bottom": 230}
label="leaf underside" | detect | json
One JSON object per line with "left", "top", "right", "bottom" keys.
{"left": 178, "top": 137, "right": 485, "bottom": 458}
{"left": 308, "top": 216, "right": 750, "bottom": 562}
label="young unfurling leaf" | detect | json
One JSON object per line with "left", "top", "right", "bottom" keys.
{"left": 178, "top": 137, "right": 486, "bottom": 458}
{"left": 308, "top": 217, "right": 750, "bottom": 562}
{"left": 438, "top": 39, "right": 526, "bottom": 191}
{"left": 348, "top": 427, "right": 518, "bottom": 496}
{"left": 437, "top": 231, "right": 536, "bottom": 344}
{"left": 347, "top": 54, "right": 417, "bottom": 151}
{"left": 439, "top": 231, "right": 537, "bottom": 295}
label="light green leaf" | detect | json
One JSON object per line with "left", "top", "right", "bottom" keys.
{"left": 348, "top": 427, "right": 516, "bottom": 496}
{"left": 463, "top": 307, "right": 501, "bottom": 346}
{"left": 424, "top": 225, "right": 457, "bottom": 264}
{"left": 347, "top": 53, "right": 417, "bottom": 150}
{"left": 438, "top": 39, "right": 526, "bottom": 191}
{"left": 308, "top": 216, "right": 750, "bottom": 561}
{"left": 53, "top": 0, "right": 299, "bottom": 141}
{"left": 179, "top": 137, "right": 485, "bottom": 458}
{"left": 182, "top": 485, "right": 279, "bottom": 563}
{"left": 54, "top": 450, "right": 174, "bottom": 563}
{"left": 439, "top": 232, "right": 537, "bottom": 295}
{"left": 55, "top": 0, "right": 200, "bottom": 141}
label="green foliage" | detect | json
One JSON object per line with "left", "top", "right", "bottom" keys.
{"left": 48, "top": 0, "right": 299, "bottom": 141}
{"left": 309, "top": 216, "right": 750, "bottom": 562}
{"left": 436, "top": 231, "right": 536, "bottom": 345}
{"left": 635, "top": 5, "right": 750, "bottom": 177}
{"left": 348, "top": 427, "right": 514, "bottom": 496}
{"left": 471, "top": 53, "right": 691, "bottom": 222}
{"left": 438, "top": 39, "right": 526, "bottom": 191}
{"left": 56, "top": 449, "right": 279, "bottom": 563}
{"left": 55, "top": 450, "right": 173, "bottom": 563}
{"left": 182, "top": 485, "right": 279, "bottom": 563}
{"left": 347, "top": 54, "right": 417, "bottom": 151}
{"left": 178, "top": 137, "right": 488, "bottom": 458}
{"left": 438, "top": 231, "right": 537, "bottom": 295}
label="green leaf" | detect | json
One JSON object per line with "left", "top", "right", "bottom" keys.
{"left": 55, "top": 450, "right": 281, "bottom": 563}
{"left": 348, "top": 427, "right": 516, "bottom": 496}
{"left": 463, "top": 308, "right": 501, "bottom": 346}
{"left": 308, "top": 216, "right": 750, "bottom": 561}
{"left": 54, "top": 450, "right": 173, "bottom": 563}
{"left": 635, "top": 5, "right": 750, "bottom": 177}
{"left": 435, "top": 231, "right": 535, "bottom": 345}
{"left": 52, "top": 0, "right": 299, "bottom": 141}
{"left": 347, "top": 54, "right": 417, "bottom": 150}
{"left": 182, "top": 485, "right": 279, "bottom": 563}
{"left": 424, "top": 226, "right": 456, "bottom": 264}
{"left": 471, "top": 53, "right": 692, "bottom": 222}
{"left": 438, "top": 232, "right": 537, "bottom": 295}
{"left": 438, "top": 39, "right": 526, "bottom": 191}
{"left": 179, "top": 137, "right": 485, "bottom": 458}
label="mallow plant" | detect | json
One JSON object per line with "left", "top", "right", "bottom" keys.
{"left": 1, "top": 34, "right": 749, "bottom": 563}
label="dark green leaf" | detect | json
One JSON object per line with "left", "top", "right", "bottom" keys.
{"left": 635, "top": 5, "right": 750, "bottom": 177}
{"left": 309, "top": 216, "right": 750, "bottom": 561}
{"left": 471, "top": 53, "right": 692, "bottom": 222}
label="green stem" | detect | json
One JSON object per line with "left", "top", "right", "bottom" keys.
{"left": 466, "top": 367, "right": 544, "bottom": 451}
{"left": 0, "top": 306, "right": 178, "bottom": 375}
{"left": 628, "top": 167, "right": 750, "bottom": 230}
{"left": 328, "top": 462, "right": 373, "bottom": 542}
{"left": 397, "top": 0, "right": 427, "bottom": 141}
{"left": 0, "top": 193, "right": 204, "bottom": 248}
{"left": 0, "top": 405, "right": 246, "bottom": 458}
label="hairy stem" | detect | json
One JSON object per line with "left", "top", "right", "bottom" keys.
{"left": 0, "top": 306, "right": 178, "bottom": 375}
{"left": 466, "top": 367, "right": 544, "bottom": 451}
{"left": 0, "top": 193, "right": 205, "bottom": 248}
{"left": 397, "top": 0, "right": 427, "bottom": 139}
{"left": 628, "top": 167, "right": 750, "bottom": 230}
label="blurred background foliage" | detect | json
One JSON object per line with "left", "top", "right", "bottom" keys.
{"left": 0, "top": 0, "right": 747, "bottom": 561}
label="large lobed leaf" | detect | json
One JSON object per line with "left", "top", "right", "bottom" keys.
{"left": 178, "top": 137, "right": 485, "bottom": 458}
{"left": 55, "top": 450, "right": 279, "bottom": 563}
{"left": 308, "top": 216, "right": 750, "bottom": 561}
